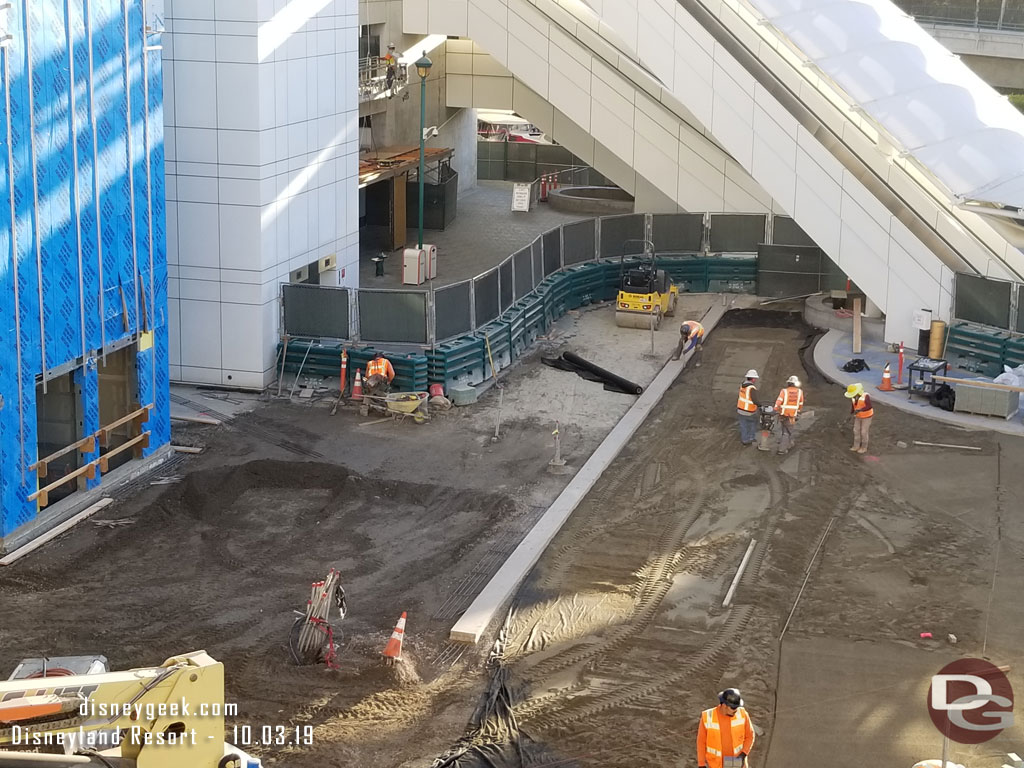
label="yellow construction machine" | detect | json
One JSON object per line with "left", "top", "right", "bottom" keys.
{"left": 0, "top": 650, "right": 260, "bottom": 767}
{"left": 614, "top": 240, "right": 679, "bottom": 330}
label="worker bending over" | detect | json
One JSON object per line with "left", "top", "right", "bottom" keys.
{"left": 774, "top": 375, "right": 805, "bottom": 455}
{"left": 697, "top": 688, "right": 755, "bottom": 768}
{"left": 845, "top": 382, "right": 873, "bottom": 454}
{"left": 365, "top": 351, "right": 396, "bottom": 397}
{"left": 671, "top": 320, "right": 705, "bottom": 366}
{"left": 736, "top": 370, "right": 760, "bottom": 446}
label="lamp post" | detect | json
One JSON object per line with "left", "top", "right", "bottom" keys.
{"left": 415, "top": 51, "right": 432, "bottom": 250}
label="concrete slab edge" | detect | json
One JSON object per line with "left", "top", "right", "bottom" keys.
{"left": 449, "top": 296, "right": 734, "bottom": 644}
{"left": 813, "top": 329, "right": 1024, "bottom": 438}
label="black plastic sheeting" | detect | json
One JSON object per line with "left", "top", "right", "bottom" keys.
{"left": 541, "top": 351, "right": 644, "bottom": 395}
{"left": 430, "top": 661, "right": 579, "bottom": 768}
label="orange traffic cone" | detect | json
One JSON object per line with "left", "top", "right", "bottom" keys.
{"left": 878, "top": 362, "right": 894, "bottom": 391}
{"left": 382, "top": 611, "right": 406, "bottom": 664}
{"left": 352, "top": 369, "right": 363, "bottom": 401}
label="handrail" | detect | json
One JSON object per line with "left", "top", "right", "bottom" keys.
{"left": 99, "top": 431, "right": 151, "bottom": 473}
{"left": 28, "top": 461, "right": 99, "bottom": 506}
{"left": 98, "top": 404, "right": 152, "bottom": 448}
{"left": 30, "top": 435, "right": 97, "bottom": 477}
{"left": 27, "top": 403, "right": 154, "bottom": 508}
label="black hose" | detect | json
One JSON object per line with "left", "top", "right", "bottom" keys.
{"left": 561, "top": 352, "right": 643, "bottom": 395}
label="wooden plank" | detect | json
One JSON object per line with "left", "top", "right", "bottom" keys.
{"left": 28, "top": 460, "right": 99, "bottom": 504}
{"left": 171, "top": 413, "right": 222, "bottom": 426}
{"left": 0, "top": 498, "right": 114, "bottom": 566}
{"left": 98, "top": 404, "right": 152, "bottom": 447}
{"left": 30, "top": 435, "right": 98, "bottom": 476}
{"left": 171, "top": 445, "right": 203, "bottom": 454}
{"left": 98, "top": 431, "right": 151, "bottom": 473}
{"left": 933, "top": 375, "right": 1024, "bottom": 393}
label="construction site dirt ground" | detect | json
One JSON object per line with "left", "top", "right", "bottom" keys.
{"left": 2, "top": 305, "right": 1023, "bottom": 768}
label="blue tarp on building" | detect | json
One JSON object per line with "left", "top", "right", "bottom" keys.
{"left": 0, "top": 0, "right": 168, "bottom": 541}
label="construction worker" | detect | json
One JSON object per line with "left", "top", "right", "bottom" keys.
{"left": 845, "top": 382, "right": 874, "bottom": 454}
{"left": 697, "top": 688, "right": 755, "bottom": 768}
{"left": 383, "top": 43, "right": 398, "bottom": 97}
{"left": 736, "top": 370, "right": 760, "bottom": 446}
{"left": 365, "top": 351, "right": 396, "bottom": 397}
{"left": 671, "top": 320, "right": 705, "bottom": 366}
{"left": 774, "top": 375, "right": 805, "bottom": 455}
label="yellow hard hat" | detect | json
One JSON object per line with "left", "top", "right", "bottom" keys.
{"left": 844, "top": 383, "right": 864, "bottom": 399}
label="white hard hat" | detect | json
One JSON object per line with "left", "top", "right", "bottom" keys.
{"left": 745, "top": 369, "right": 759, "bottom": 379}
{"left": 388, "top": 42, "right": 396, "bottom": 49}
{"left": 787, "top": 375, "right": 801, "bottom": 387}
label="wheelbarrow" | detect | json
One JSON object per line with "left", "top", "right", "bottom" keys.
{"left": 383, "top": 391, "right": 429, "bottom": 424}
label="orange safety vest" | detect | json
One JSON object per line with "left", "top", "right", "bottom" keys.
{"left": 737, "top": 383, "right": 757, "bottom": 413}
{"left": 367, "top": 357, "right": 393, "bottom": 380}
{"left": 775, "top": 386, "right": 804, "bottom": 418}
{"left": 699, "top": 706, "right": 753, "bottom": 768}
{"left": 852, "top": 396, "right": 874, "bottom": 419}
{"left": 683, "top": 321, "right": 705, "bottom": 339}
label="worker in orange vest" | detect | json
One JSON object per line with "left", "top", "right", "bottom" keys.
{"left": 671, "top": 320, "right": 705, "bottom": 366}
{"left": 845, "top": 382, "right": 874, "bottom": 454}
{"left": 736, "top": 370, "right": 760, "bottom": 446}
{"left": 697, "top": 688, "right": 755, "bottom": 768}
{"left": 774, "top": 375, "right": 805, "bottom": 455}
{"left": 365, "top": 351, "right": 396, "bottom": 397}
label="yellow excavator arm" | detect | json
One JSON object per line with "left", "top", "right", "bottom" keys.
{"left": 0, "top": 651, "right": 256, "bottom": 768}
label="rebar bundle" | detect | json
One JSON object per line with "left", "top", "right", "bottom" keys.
{"left": 290, "top": 569, "right": 347, "bottom": 667}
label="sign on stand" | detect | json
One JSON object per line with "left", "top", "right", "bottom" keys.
{"left": 511, "top": 183, "right": 532, "bottom": 212}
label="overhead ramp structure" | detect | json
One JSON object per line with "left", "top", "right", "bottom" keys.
{"left": 407, "top": 0, "right": 1024, "bottom": 341}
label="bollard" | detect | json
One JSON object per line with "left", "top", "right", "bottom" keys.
{"left": 548, "top": 422, "right": 569, "bottom": 474}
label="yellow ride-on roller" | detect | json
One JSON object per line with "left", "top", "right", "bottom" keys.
{"left": 614, "top": 240, "right": 679, "bottom": 329}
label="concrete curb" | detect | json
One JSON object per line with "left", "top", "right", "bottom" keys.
{"left": 449, "top": 295, "right": 735, "bottom": 644}
{"left": 812, "top": 329, "right": 1024, "bottom": 438}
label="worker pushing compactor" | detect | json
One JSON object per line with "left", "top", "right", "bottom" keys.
{"left": 773, "top": 375, "right": 805, "bottom": 455}
{"left": 697, "top": 688, "right": 756, "bottom": 768}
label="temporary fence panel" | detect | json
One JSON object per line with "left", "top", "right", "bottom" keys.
{"left": 772, "top": 216, "right": 816, "bottom": 247}
{"left": 651, "top": 213, "right": 704, "bottom": 252}
{"left": 954, "top": 273, "right": 1013, "bottom": 330}
{"left": 542, "top": 228, "right": 562, "bottom": 276}
{"left": 599, "top": 214, "right": 646, "bottom": 258}
{"left": 358, "top": 290, "right": 428, "bottom": 344}
{"left": 499, "top": 258, "right": 514, "bottom": 312}
{"left": 709, "top": 214, "right": 767, "bottom": 253}
{"left": 434, "top": 281, "right": 473, "bottom": 341}
{"left": 756, "top": 244, "right": 824, "bottom": 298}
{"left": 562, "top": 219, "right": 597, "bottom": 265}
{"left": 474, "top": 268, "right": 500, "bottom": 327}
{"left": 1018, "top": 286, "right": 1024, "bottom": 333}
{"left": 282, "top": 284, "right": 351, "bottom": 339}
{"left": 477, "top": 141, "right": 505, "bottom": 181}
{"left": 506, "top": 141, "right": 536, "bottom": 182}
{"left": 531, "top": 237, "right": 544, "bottom": 288}
{"left": 513, "top": 246, "right": 533, "bottom": 300}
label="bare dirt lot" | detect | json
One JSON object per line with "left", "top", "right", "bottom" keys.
{"left": 2, "top": 307, "right": 1022, "bottom": 768}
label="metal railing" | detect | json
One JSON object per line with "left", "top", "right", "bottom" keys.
{"left": 281, "top": 210, "right": 786, "bottom": 347}
{"left": 359, "top": 56, "right": 409, "bottom": 103}
{"left": 897, "top": 0, "right": 1024, "bottom": 31}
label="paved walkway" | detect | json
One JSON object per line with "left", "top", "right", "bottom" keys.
{"left": 359, "top": 181, "right": 588, "bottom": 290}
{"left": 814, "top": 328, "right": 1024, "bottom": 437}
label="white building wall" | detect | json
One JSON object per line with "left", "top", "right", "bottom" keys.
{"left": 164, "top": 0, "right": 360, "bottom": 389}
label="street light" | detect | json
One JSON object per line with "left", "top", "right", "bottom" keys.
{"left": 415, "top": 51, "right": 432, "bottom": 249}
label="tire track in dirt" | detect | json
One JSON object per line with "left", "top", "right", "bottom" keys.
{"left": 522, "top": 481, "right": 708, "bottom": 681}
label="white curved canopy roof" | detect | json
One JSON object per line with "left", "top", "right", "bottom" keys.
{"left": 746, "top": 0, "right": 1024, "bottom": 209}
